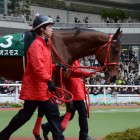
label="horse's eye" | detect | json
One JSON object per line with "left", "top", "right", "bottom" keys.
{"left": 113, "top": 47, "right": 119, "bottom": 54}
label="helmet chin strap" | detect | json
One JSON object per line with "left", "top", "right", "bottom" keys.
{"left": 41, "top": 29, "right": 48, "bottom": 43}
{"left": 44, "top": 36, "right": 48, "bottom": 43}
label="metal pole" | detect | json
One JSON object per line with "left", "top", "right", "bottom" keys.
{"left": 103, "top": 87, "right": 106, "bottom": 104}
{"left": 4, "top": 0, "right": 8, "bottom": 16}
{"left": 67, "top": 8, "right": 69, "bottom": 23}
{"left": 15, "top": 86, "right": 19, "bottom": 103}
{"left": 65, "top": 0, "right": 71, "bottom": 23}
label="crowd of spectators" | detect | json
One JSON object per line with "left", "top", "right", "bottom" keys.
{"left": 105, "top": 16, "right": 138, "bottom": 24}
{"left": 49, "top": 14, "right": 137, "bottom": 24}
{"left": 55, "top": 15, "right": 90, "bottom": 23}
{"left": 0, "top": 49, "right": 139, "bottom": 95}
{"left": 0, "top": 77, "right": 16, "bottom": 94}
{"left": 74, "top": 16, "right": 89, "bottom": 23}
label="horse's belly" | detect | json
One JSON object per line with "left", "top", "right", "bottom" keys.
{"left": 0, "top": 56, "right": 24, "bottom": 81}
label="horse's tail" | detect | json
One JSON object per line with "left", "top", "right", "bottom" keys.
{"left": 23, "top": 30, "right": 37, "bottom": 65}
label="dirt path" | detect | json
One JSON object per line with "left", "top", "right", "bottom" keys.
{"left": 10, "top": 137, "right": 103, "bottom": 140}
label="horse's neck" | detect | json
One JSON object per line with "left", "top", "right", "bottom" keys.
{"left": 52, "top": 33, "right": 73, "bottom": 64}
{"left": 52, "top": 31, "right": 109, "bottom": 65}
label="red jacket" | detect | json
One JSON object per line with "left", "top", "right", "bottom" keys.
{"left": 20, "top": 36, "right": 55, "bottom": 101}
{"left": 64, "top": 60, "right": 90, "bottom": 100}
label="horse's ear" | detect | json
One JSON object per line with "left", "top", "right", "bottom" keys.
{"left": 112, "top": 28, "right": 121, "bottom": 40}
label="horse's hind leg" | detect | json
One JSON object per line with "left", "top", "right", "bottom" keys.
{"left": 40, "top": 101, "right": 75, "bottom": 139}
{"left": 61, "top": 101, "right": 75, "bottom": 130}
{"left": 33, "top": 106, "right": 44, "bottom": 140}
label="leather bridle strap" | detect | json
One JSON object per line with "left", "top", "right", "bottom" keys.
{"left": 95, "top": 35, "right": 120, "bottom": 71}
{"left": 49, "top": 39, "right": 102, "bottom": 72}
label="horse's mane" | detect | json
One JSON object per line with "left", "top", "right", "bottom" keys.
{"left": 53, "top": 27, "right": 98, "bottom": 36}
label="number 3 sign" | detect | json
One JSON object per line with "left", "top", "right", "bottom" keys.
{"left": 0, "top": 35, "right": 13, "bottom": 48}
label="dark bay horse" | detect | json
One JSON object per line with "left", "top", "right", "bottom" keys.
{"left": 0, "top": 27, "right": 122, "bottom": 140}
{"left": 0, "top": 28, "right": 121, "bottom": 82}
{"left": 0, "top": 27, "right": 121, "bottom": 86}
{"left": 0, "top": 28, "right": 122, "bottom": 134}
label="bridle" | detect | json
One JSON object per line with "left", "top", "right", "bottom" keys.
{"left": 95, "top": 35, "right": 120, "bottom": 73}
{"left": 49, "top": 35, "right": 120, "bottom": 73}
{"left": 48, "top": 34, "right": 120, "bottom": 114}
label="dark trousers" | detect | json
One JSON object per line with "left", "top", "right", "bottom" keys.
{"left": 44, "top": 100, "right": 88, "bottom": 139}
{"left": 72, "top": 100, "right": 88, "bottom": 139}
{"left": 0, "top": 100, "right": 64, "bottom": 140}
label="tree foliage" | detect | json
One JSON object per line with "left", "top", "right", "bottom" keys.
{"left": 101, "top": 8, "right": 127, "bottom": 22}
{"left": 22, "top": 0, "right": 139, "bottom": 21}
{"left": 8, "top": 0, "right": 31, "bottom": 20}
{"left": 31, "top": 0, "right": 66, "bottom": 9}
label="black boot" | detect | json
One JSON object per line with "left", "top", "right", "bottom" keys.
{"left": 0, "top": 132, "right": 10, "bottom": 140}
{"left": 41, "top": 123, "right": 49, "bottom": 140}
{"left": 35, "top": 135, "right": 42, "bottom": 140}
{"left": 85, "top": 136, "right": 96, "bottom": 140}
{"left": 79, "top": 136, "right": 96, "bottom": 140}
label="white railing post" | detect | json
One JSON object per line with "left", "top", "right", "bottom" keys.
{"left": 103, "top": 87, "right": 106, "bottom": 104}
{"left": 0, "top": 84, "right": 21, "bottom": 103}
{"left": 15, "top": 86, "right": 19, "bottom": 103}
{"left": 128, "top": 95, "right": 132, "bottom": 103}
{"left": 116, "top": 93, "right": 118, "bottom": 104}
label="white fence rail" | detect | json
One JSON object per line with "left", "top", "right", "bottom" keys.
{"left": 86, "top": 85, "right": 140, "bottom": 104}
{"left": 0, "top": 84, "right": 21, "bottom": 103}
{"left": 0, "top": 84, "right": 140, "bottom": 104}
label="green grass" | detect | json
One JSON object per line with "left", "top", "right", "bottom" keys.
{"left": 0, "top": 107, "right": 140, "bottom": 138}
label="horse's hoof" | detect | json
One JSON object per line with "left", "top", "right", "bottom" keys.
{"left": 35, "top": 135, "right": 42, "bottom": 140}
{"left": 79, "top": 136, "right": 96, "bottom": 140}
{"left": 41, "top": 124, "right": 49, "bottom": 140}
{"left": 85, "top": 136, "right": 96, "bottom": 140}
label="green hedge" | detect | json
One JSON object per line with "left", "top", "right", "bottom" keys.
{"left": 103, "top": 127, "right": 140, "bottom": 140}
{"left": 0, "top": 102, "right": 23, "bottom": 108}
{"left": 31, "top": 0, "right": 66, "bottom": 10}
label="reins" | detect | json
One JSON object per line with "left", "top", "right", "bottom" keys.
{"left": 48, "top": 67, "right": 74, "bottom": 105}
{"left": 47, "top": 34, "right": 120, "bottom": 112}
{"left": 83, "top": 78, "right": 90, "bottom": 118}
{"left": 49, "top": 35, "right": 119, "bottom": 73}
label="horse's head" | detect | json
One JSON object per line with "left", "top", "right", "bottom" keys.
{"left": 95, "top": 28, "right": 122, "bottom": 84}
{"left": 51, "top": 28, "right": 122, "bottom": 84}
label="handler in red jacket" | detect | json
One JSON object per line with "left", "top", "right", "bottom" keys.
{"left": 41, "top": 60, "right": 95, "bottom": 140}
{"left": 0, "top": 15, "right": 65, "bottom": 140}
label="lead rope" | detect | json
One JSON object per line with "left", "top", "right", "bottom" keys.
{"left": 48, "top": 39, "right": 106, "bottom": 109}
{"left": 84, "top": 78, "right": 90, "bottom": 118}
{"left": 48, "top": 43, "right": 103, "bottom": 115}
{"left": 46, "top": 38, "right": 74, "bottom": 104}
{"left": 49, "top": 40, "right": 103, "bottom": 72}
{"left": 49, "top": 67, "right": 73, "bottom": 104}
{"left": 47, "top": 35, "right": 115, "bottom": 106}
